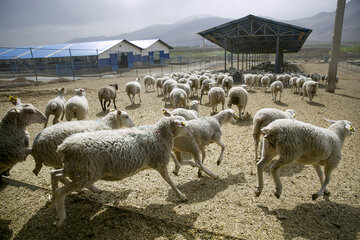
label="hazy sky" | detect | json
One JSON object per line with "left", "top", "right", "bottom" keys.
{"left": 0, "top": 0, "right": 339, "bottom": 47}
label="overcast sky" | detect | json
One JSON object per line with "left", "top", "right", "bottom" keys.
{"left": 0, "top": 0, "right": 339, "bottom": 47}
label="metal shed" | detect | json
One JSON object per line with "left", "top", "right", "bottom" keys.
{"left": 198, "top": 14, "right": 312, "bottom": 73}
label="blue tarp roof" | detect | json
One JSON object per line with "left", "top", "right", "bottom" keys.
{"left": 0, "top": 40, "right": 125, "bottom": 60}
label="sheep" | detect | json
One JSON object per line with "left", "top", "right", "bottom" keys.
{"left": 144, "top": 75, "right": 155, "bottom": 92}
{"left": 0, "top": 104, "right": 46, "bottom": 176}
{"left": 295, "top": 77, "right": 306, "bottom": 94}
{"left": 200, "top": 79, "right": 215, "bottom": 104}
{"left": 221, "top": 76, "right": 234, "bottom": 96}
{"left": 169, "top": 88, "right": 188, "bottom": 109}
{"left": 44, "top": 88, "right": 66, "bottom": 128}
{"left": 188, "top": 75, "right": 200, "bottom": 97}
{"left": 7, "top": 95, "right": 21, "bottom": 105}
{"left": 289, "top": 77, "right": 298, "bottom": 93}
{"left": 162, "top": 78, "right": 177, "bottom": 101}
{"left": 31, "top": 110, "right": 135, "bottom": 177}
{"left": 208, "top": 87, "right": 226, "bottom": 113}
{"left": 302, "top": 80, "right": 319, "bottom": 103}
{"left": 244, "top": 74, "right": 254, "bottom": 91}
{"left": 255, "top": 118, "right": 355, "bottom": 200}
{"left": 252, "top": 108, "right": 296, "bottom": 160}
{"left": 260, "top": 75, "right": 270, "bottom": 92}
{"left": 51, "top": 117, "right": 191, "bottom": 227}
{"left": 125, "top": 78, "right": 142, "bottom": 106}
{"left": 65, "top": 88, "right": 88, "bottom": 121}
{"left": 98, "top": 84, "right": 118, "bottom": 112}
{"left": 227, "top": 86, "right": 248, "bottom": 119}
{"left": 282, "top": 74, "right": 291, "bottom": 88}
{"left": 176, "top": 83, "right": 191, "bottom": 97}
{"left": 155, "top": 78, "right": 163, "bottom": 96}
{"left": 270, "top": 80, "right": 283, "bottom": 102}
{"left": 163, "top": 100, "right": 200, "bottom": 120}
{"left": 171, "top": 109, "right": 239, "bottom": 178}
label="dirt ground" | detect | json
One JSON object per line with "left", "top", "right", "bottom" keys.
{"left": 0, "top": 63, "right": 359, "bottom": 240}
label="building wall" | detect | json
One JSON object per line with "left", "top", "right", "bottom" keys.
{"left": 141, "top": 41, "right": 170, "bottom": 56}
{"left": 99, "top": 41, "right": 141, "bottom": 59}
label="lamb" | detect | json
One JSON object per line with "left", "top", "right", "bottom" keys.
{"left": 289, "top": 77, "right": 298, "bottom": 93}
{"left": 0, "top": 104, "right": 46, "bottom": 176}
{"left": 169, "top": 88, "right": 188, "bottom": 108}
{"left": 65, "top": 88, "right": 88, "bottom": 121}
{"left": 162, "top": 78, "right": 177, "bottom": 101}
{"left": 208, "top": 87, "right": 226, "bottom": 113}
{"left": 144, "top": 75, "right": 155, "bottom": 92}
{"left": 221, "top": 76, "right": 234, "bottom": 95}
{"left": 155, "top": 78, "right": 163, "bottom": 96}
{"left": 302, "top": 80, "right": 319, "bottom": 103}
{"left": 44, "top": 88, "right": 66, "bottom": 128}
{"left": 227, "top": 86, "right": 248, "bottom": 119}
{"left": 200, "top": 79, "right": 215, "bottom": 104}
{"left": 125, "top": 78, "right": 142, "bottom": 106}
{"left": 176, "top": 83, "right": 191, "bottom": 97}
{"left": 163, "top": 100, "right": 200, "bottom": 120}
{"left": 260, "top": 75, "right": 270, "bottom": 92}
{"left": 244, "top": 74, "right": 254, "bottom": 91}
{"left": 255, "top": 118, "right": 355, "bottom": 200}
{"left": 171, "top": 109, "right": 239, "bottom": 178}
{"left": 188, "top": 75, "right": 200, "bottom": 97}
{"left": 270, "top": 80, "right": 283, "bottom": 102}
{"left": 252, "top": 108, "right": 296, "bottom": 160}
{"left": 295, "top": 77, "right": 306, "bottom": 94}
{"left": 98, "top": 84, "right": 118, "bottom": 112}
{"left": 31, "top": 110, "right": 135, "bottom": 177}
{"left": 51, "top": 117, "right": 190, "bottom": 227}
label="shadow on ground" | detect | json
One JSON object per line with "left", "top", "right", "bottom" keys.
{"left": 259, "top": 201, "right": 360, "bottom": 240}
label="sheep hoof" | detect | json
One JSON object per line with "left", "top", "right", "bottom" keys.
{"left": 312, "top": 193, "right": 319, "bottom": 200}
{"left": 255, "top": 189, "right": 262, "bottom": 197}
{"left": 216, "top": 159, "right": 222, "bottom": 166}
{"left": 32, "top": 169, "right": 39, "bottom": 176}
{"left": 274, "top": 191, "right": 281, "bottom": 199}
{"left": 324, "top": 190, "right": 330, "bottom": 196}
{"left": 179, "top": 193, "right": 188, "bottom": 202}
{"left": 172, "top": 170, "right": 179, "bottom": 176}
{"left": 54, "top": 218, "right": 64, "bottom": 228}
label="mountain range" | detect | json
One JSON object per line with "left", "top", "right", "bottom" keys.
{"left": 68, "top": 0, "right": 360, "bottom": 47}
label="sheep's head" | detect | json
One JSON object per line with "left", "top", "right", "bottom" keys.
{"left": 324, "top": 118, "right": 356, "bottom": 136}
{"left": 55, "top": 88, "right": 66, "bottom": 95}
{"left": 285, "top": 109, "right": 296, "bottom": 119}
{"left": 75, "top": 88, "right": 85, "bottom": 96}
{"left": 170, "top": 118, "right": 191, "bottom": 138}
{"left": 110, "top": 84, "right": 118, "bottom": 90}
{"left": 109, "top": 109, "right": 134, "bottom": 128}
{"left": 9, "top": 104, "right": 46, "bottom": 126}
{"left": 162, "top": 108, "right": 172, "bottom": 117}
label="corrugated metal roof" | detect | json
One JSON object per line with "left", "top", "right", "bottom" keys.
{"left": 198, "top": 15, "right": 312, "bottom": 54}
{"left": 0, "top": 40, "right": 125, "bottom": 60}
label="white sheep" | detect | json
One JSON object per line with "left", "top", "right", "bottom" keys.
{"left": 302, "top": 80, "right": 319, "bottom": 103}
{"left": 221, "top": 76, "right": 234, "bottom": 96}
{"left": 144, "top": 75, "right": 155, "bottom": 92}
{"left": 188, "top": 75, "right": 200, "bottom": 97}
{"left": 244, "top": 74, "right": 254, "bottom": 91}
{"left": 270, "top": 80, "right": 283, "bottom": 102}
{"left": 289, "top": 77, "right": 298, "bottom": 93}
{"left": 295, "top": 77, "right": 306, "bottom": 94}
{"left": 255, "top": 118, "right": 355, "bottom": 200}
{"left": 171, "top": 109, "right": 239, "bottom": 178}
{"left": 0, "top": 104, "right": 46, "bottom": 175}
{"left": 208, "top": 87, "right": 226, "bottom": 113}
{"left": 51, "top": 117, "right": 191, "bottom": 227}
{"left": 65, "top": 88, "right": 88, "bottom": 121}
{"left": 200, "top": 79, "right": 215, "bottom": 104}
{"left": 169, "top": 88, "right": 188, "bottom": 108}
{"left": 252, "top": 108, "right": 296, "bottom": 160}
{"left": 32, "top": 110, "right": 134, "bottom": 177}
{"left": 260, "top": 75, "right": 270, "bottom": 92}
{"left": 44, "top": 88, "right": 66, "bottom": 128}
{"left": 125, "top": 78, "right": 142, "bottom": 106}
{"left": 163, "top": 100, "right": 200, "bottom": 120}
{"left": 162, "top": 78, "right": 177, "bottom": 101}
{"left": 227, "top": 86, "right": 248, "bottom": 119}
{"left": 98, "top": 84, "right": 118, "bottom": 112}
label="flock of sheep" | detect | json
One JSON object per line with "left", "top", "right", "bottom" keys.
{"left": 0, "top": 69, "right": 354, "bottom": 228}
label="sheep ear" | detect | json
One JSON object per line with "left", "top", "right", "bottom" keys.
{"left": 10, "top": 107, "right": 20, "bottom": 114}
{"left": 323, "top": 118, "right": 336, "bottom": 124}
{"left": 117, "top": 110, "right": 122, "bottom": 116}
{"left": 162, "top": 108, "right": 171, "bottom": 117}
{"left": 261, "top": 126, "right": 270, "bottom": 135}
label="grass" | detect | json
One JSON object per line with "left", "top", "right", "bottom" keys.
{"left": 340, "top": 44, "right": 360, "bottom": 53}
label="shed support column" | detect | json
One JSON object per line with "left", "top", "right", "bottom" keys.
{"left": 237, "top": 53, "right": 239, "bottom": 70}
{"left": 224, "top": 48, "right": 227, "bottom": 71}
{"left": 275, "top": 35, "right": 282, "bottom": 73}
{"left": 327, "top": 0, "right": 346, "bottom": 93}
{"left": 242, "top": 53, "right": 244, "bottom": 71}
{"left": 231, "top": 51, "right": 233, "bottom": 69}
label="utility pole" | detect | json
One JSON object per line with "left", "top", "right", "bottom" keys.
{"left": 327, "top": 0, "right": 346, "bottom": 93}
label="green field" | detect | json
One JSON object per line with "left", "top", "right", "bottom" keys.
{"left": 340, "top": 44, "right": 360, "bottom": 53}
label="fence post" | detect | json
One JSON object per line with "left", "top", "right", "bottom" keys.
{"left": 69, "top": 48, "right": 75, "bottom": 80}
{"left": 29, "top": 47, "right": 38, "bottom": 84}
{"left": 96, "top": 49, "right": 101, "bottom": 78}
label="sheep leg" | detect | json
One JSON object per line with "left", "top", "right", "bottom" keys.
{"left": 270, "top": 157, "right": 292, "bottom": 199}
{"left": 195, "top": 149, "right": 219, "bottom": 179}
{"left": 156, "top": 165, "right": 187, "bottom": 202}
{"left": 51, "top": 169, "right": 66, "bottom": 200}
{"left": 215, "top": 139, "right": 226, "bottom": 166}
{"left": 53, "top": 113, "right": 60, "bottom": 125}
{"left": 106, "top": 100, "right": 111, "bottom": 108}
{"left": 172, "top": 151, "right": 182, "bottom": 176}
{"left": 138, "top": 93, "right": 142, "bottom": 103}
{"left": 312, "top": 164, "right": 334, "bottom": 200}
{"left": 33, "top": 161, "right": 43, "bottom": 176}
{"left": 127, "top": 94, "right": 132, "bottom": 105}
{"left": 313, "top": 165, "right": 330, "bottom": 195}
{"left": 61, "top": 111, "right": 65, "bottom": 121}
{"left": 54, "top": 181, "right": 82, "bottom": 227}
{"left": 112, "top": 99, "right": 117, "bottom": 110}
{"left": 255, "top": 139, "right": 277, "bottom": 197}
